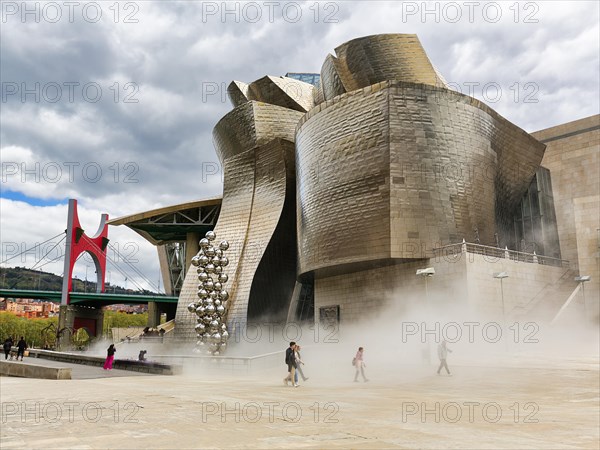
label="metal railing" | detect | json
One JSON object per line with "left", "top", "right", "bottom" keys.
{"left": 431, "top": 241, "right": 570, "bottom": 268}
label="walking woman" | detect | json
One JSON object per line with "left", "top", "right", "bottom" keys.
{"left": 294, "top": 345, "right": 309, "bottom": 384}
{"left": 353, "top": 347, "right": 369, "bottom": 382}
{"left": 103, "top": 344, "right": 116, "bottom": 370}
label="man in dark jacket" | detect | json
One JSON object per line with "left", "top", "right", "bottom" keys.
{"left": 283, "top": 341, "right": 298, "bottom": 387}
{"left": 3, "top": 337, "right": 13, "bottom": 360}
{"left": 16, "top": 337, "right": 27, "bottom": 361}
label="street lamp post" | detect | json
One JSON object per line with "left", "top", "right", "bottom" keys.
{"left": 416, "top": 267, "right": 435, "bottom": 363}
{"left": 574, "top": 276, "right": 591, "bottom": 317}
{"left": 493, "top": 272, "right": 508, "bottom": 324}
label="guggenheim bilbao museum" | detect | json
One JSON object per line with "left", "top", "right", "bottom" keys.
{"left": 111, "top": 34, "right": 599, "bottom": 340}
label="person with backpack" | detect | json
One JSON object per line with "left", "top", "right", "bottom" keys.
{"left": 283, "top": 342, "right": 298, "bottom": 387}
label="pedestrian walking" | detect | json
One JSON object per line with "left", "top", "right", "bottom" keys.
{"left": 437, "top": 340, "right": 452, "bottom": 375}
{"left": 103, "top": 344, "right": 116, "bottom": 370}
{"left": 283, "top": 342, "right": 298, "bottom": 387}
{"left": 353, "top": 347, "right": 369, "bottom": 382}
{"left": 294, "top": 345, "right": 309, "bottom": 384}
{"left": 16, "top": 337, "right": 27, "bottom": 361}
{"left": 3, "top": 337, "right": 13, "bottom": 360}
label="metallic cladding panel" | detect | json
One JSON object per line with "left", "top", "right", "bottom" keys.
{"left": 239, "top": 140, "right": 297, "bottom": 323}
{"left": 313, "top": 79, "right": 325, "bottom": 105}
{"left": 174, "top": 150, "right": 256, "bottom": 340}
{"left": 248, "top": 76, "right": 315, "bottom": 113}
{"left": 220, "top": 140, "right": 289, "bottom": 325}
{"left": 227, "top": 81, "right": 250, "bottom": 108}
{"left": 320, "top": 34, "right": 447, "bottom": 102}
{"left": 176, "top": 103, "right": 302, "bottom": 337}
{"left": 213, "top": 101, "right": 303, "bottom": 163}
{"left": 296, "top": 81, "right": 545, "bottom": 276}
{"left": 320, "top": 54, "right": 348, "bottom": 101}
{"left": 296, "top": 83, "right": 392, "bottom": 273}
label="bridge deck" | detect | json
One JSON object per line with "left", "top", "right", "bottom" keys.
{"left": 0, "top": 289, "right": 178, "bottom": 305}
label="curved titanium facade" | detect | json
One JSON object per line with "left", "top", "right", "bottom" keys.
{"left": 175, "top": 96, "right": 303, "bottom": 337}
{"left": 296, "top": 81, "right": 545, "bottom": 276}
{"left": 176, "top": 33, "right": 548, "bottom": 336}
{"left": 319, "top": 34, "right": 448, "bottom": 102}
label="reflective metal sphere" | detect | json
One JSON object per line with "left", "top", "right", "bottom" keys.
{"left": 219, "top": 241, "right": 229, "bottom": 251}
{"left": 218, "top": 274, "right": 228, "bottom": 284}
{"left": 213, "top": 282, "right": 222, "bottom": 291}
{"left": 214, "top": 249, "right": 223, "bottom": 258}
{"left": 214, "top": 299, "right": 222, "bottom": 306}
{"left": 187, "top": 303, "right": 197, "bottom": 313}
{"left": 209, "top": 320, "right": 219, "bottom": 329}
{"left": 191, "top": 256, "right": 201, "bottom": 267}
{"left": 199, "top": 255, "right": 209, "bottom": 266}
{"left": 206, "top": 263, "right": 215, "bottom": 273}
{"left": 212, "top": 256, "right": 221, "bottom": 266}
{"left": 214, "top": 265, "right": 223, "bottom": 275}
{"left": 205, "top": 246, "right": 216, "bottom": 257}
{"left": 213, "top": 332, "right": 222, "bottom": 342}
{"left": 199, "top": 238, "right": 210, "bottom": 248}
{"left": 195, "top": 322, "right": 206, "bottom": 332}
{"left": 220, "top": 290, "right": 229, "bottom": 301}
{"left": 198, "top": 272, "right": 209, "bottom": 282}
{"left": 206, "top": 231, "right": 216, "bottom": 241}
{"left": 216, "top": 305, "right": 225, "bottom": 315}
{"left": 205, "top": 304, "right": 216, "bottom": 314}
{"left": 203, "top": 315, "right": 212, "bottom": 324}
{"left": 195, "top": 306, "right": 206, "bottom": 315}
{"left": 204, "top": 280, "right": 214, "bottom": 290}
{"left": 209, "top": 291, "right": 218, "bottom": 300}
{"left": 221, "top": 330, "right": 229, "bottom": 341}
{"left": 198, "top": 289, "right": 208, "bottom": 298}
{"left": 220, "top": 257, "right": 229, "bottom": 267}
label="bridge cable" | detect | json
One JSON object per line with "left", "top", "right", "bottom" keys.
{"left": 78, "top": 235, "right": 151, "bottom": 293}
{"left": 28, "top": 235, "right": 66, "bottom": 272}
{"left": 5, "top": 236, "right": 66, "bottom": 289}
{"left": 106, "top": 241, "right": 162, "bottom": 292}
{"left": 0, "top": 231, "right": 65, "bottom": 265}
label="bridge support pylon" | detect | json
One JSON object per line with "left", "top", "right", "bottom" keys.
{"left": 57, "top": 199, "right": 109, "bottom": 349}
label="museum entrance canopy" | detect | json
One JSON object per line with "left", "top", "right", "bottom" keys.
{"left": 108, "top": 197, "right": 222, "bottom": 245}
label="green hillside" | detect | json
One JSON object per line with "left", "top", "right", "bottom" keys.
{"left": 0, "top": 266, "right": 157, "bottom": 295}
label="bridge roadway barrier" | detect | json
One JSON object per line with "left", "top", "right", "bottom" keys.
{"left": 150, "top": 350, "right": 285, "bottom": 375}
{"left": 27, "top": 349, "right": 180, "bottom": 375}
{"left": 0, "top": 359, "right": 72, "bottom": 380}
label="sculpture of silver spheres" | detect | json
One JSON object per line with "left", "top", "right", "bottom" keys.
{"left": 189, "top": 231, "right": 230, "bottom": 355}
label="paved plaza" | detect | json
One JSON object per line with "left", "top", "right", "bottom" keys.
{"left": 1, "top": 353, "right": 598, "bottom": 449}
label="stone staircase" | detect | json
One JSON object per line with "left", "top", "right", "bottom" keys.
{"left": 511, "top": 268, "right": 580, "bottom": 322}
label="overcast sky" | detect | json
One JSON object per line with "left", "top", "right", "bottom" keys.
{"left": 1, "top": 1, "right": 598, "bottom": 291}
